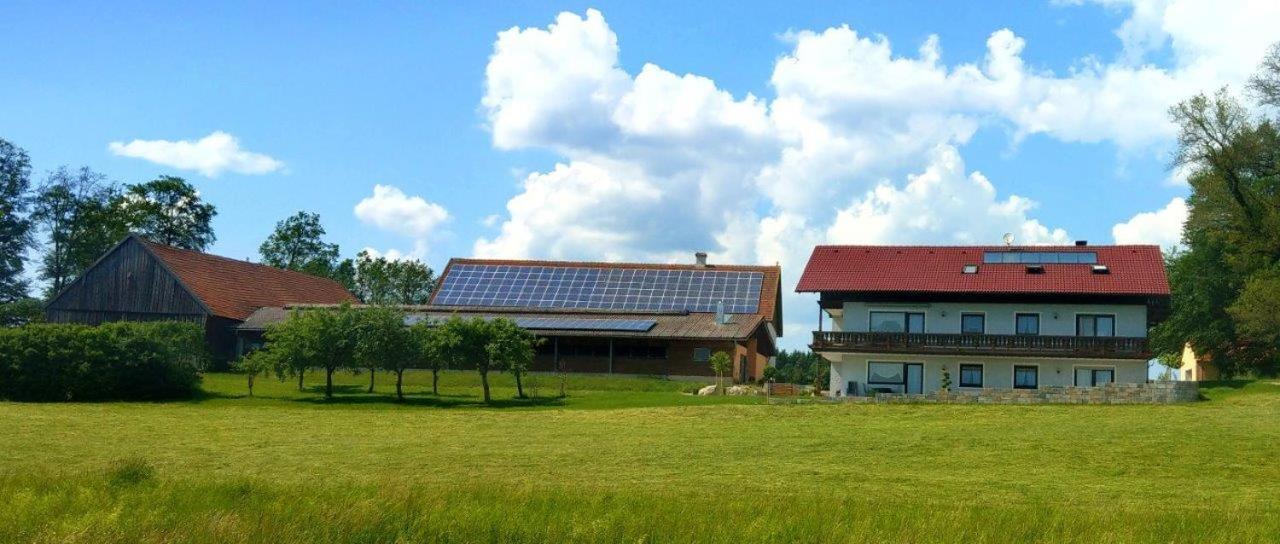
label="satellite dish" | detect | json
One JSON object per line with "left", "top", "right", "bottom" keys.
{"left": 1002, "top": 233, "right": 1014, "bottom": 246}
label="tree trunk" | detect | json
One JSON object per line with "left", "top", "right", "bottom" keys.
{"left": 718, "top": 372, "right": 724, "bottom": 395}
{"left": 368, "top": 367, "right": 375, "bottom": 393}
{"left": 326, "top": 367, "right": 334, "bottom": 399}
{"left": 480, "top": 369, "right": 491, "bottom": 403}
{"left": 396, "top": 369, "right": 405, "bottom": 401}
{"left": 297, "top": 368, "right": 305, "bottom": 392}
{"left": 432, "top": 368, "right": 439, "bottom": 395}
{"left": 247, "top": 374, "right": 255, "bottom": 397}
{"left": 515, "top": 371, "right": 525, "bottom": 398}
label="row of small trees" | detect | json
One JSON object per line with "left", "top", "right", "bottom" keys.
{"left": 239, "top": 305, "right": 539, "bottom": 403}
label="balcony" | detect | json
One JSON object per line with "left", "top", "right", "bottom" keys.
{"left": 811, "top": 331, "right": 1150, "bottom": 359}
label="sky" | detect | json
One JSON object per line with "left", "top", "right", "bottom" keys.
{"left": 4, "top": 0, "right": 1277, "bottom": 349}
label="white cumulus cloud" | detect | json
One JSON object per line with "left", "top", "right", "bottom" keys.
{"left": 108, "top": 131, "right": 284, "bottom": 177}
{"left": 1112, "top": 197, "right": 1187, "bottom": 248}
{"left": 354, "top": 184, "right": 450, "bottom": 258}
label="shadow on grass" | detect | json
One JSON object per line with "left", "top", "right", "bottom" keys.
{"left": 1201, "top": 379, "right": 1255, "bottom": 390}
{"left": 292, "top": 392, "right": 567, "bottom": 409}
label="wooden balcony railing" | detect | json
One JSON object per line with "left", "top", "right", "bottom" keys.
{"left": 811, "top": 331, "right": 1150, "bottom": 359}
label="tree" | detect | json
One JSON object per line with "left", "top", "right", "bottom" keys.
{"left": 237, "top": 349, "right": 278, "bottom": 397}
{"left": 353, "top": 306, "right": 411, "bottom": 397}
{"left": 266, "top": 304, "right": 358, "bottom": 399}
{"left": 259, "top": 212, "right": 341, "bottom": 277}
{"left": 31, "top": 167, "right": 128, "bottom": 296}
{"left": 350, "top": 251, "right": 437, "bottom": 304}
{"left": 0, "top": 138, "right": 33, "bottom": 302}
{"left": 1152, "top": 46, "right": 1280, "bottom": 376}
{"left": 709, "top": 351, "right": 732, "bottom": 394}
{"left": 116, "top": 175, "right": 216, "bottom": 250}
{"left": 0, "top": 297, "right": 44, "bottom": 327}
{"left": 443, "top": 317, "right": 497, "bottom": 403}
{"left": 409, "top": 319, "right": 458, "bottom": 395}
{"left": 486, "top": 318, "right": 538, "bottom": 399}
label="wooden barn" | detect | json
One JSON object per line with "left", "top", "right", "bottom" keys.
{"left": 44, "top": 235, "right": 357, "bottom": 364}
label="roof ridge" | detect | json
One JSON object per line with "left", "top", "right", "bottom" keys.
{"left": 140, "top": 237, "right": 349, "bottom": 289}
{"left": 449, "top": 257, "right": 780, "bottom": 271}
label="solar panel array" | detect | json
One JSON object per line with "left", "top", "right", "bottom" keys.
{"left": 512, "top": 317, "right": 656, "bottom": 332}
{"left": 400, "top": 314, "right": 655, "bottom": 332}
{"left": 433, "top": 264, "right": 764, "bottom": 314}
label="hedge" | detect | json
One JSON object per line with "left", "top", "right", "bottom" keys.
{"left": 0, "top": 322, "right": 206, "bottom": 401}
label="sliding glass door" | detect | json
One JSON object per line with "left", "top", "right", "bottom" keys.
{"left": 868, "top": 362, "right": 924, "bottom": 394}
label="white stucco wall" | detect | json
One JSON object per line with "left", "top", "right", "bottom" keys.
{"left": 828, "top": 353, "right": 1149, "bottom": 396}
{"left": 831, "top": 301, "right": 1148, "bottom": 337}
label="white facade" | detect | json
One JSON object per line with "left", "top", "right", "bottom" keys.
{"left": 827, "top": 354, "right": 1149, "bottom": 396}
{"left": 828, "top": 301, "right": 1148, "bottom": 337}
{"left": 818, "top": 301, "right": 1152, "bottom": 397}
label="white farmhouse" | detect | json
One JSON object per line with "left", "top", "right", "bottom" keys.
{"left": 796, "top": 243, "right": 1171, "bottom": 397}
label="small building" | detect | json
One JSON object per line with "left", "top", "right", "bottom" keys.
{"left": 240, "top": 253, "right": 783, "bottom": 382}
{"left": 45, "top": 235, "right": 358, "bottom": 364}
{"left": 796, "top": 243, "right": 1171, "bottom": 396}
{"left": 1179, "top": 343, "right": 1220, "bottom": 381}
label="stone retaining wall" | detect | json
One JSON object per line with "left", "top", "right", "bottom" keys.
{"left": 836, "top": 381, "right": 1199, "bottom": 404}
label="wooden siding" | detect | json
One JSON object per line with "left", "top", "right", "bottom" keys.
{"left": 46, "top": 237, "right": 207, "bottom": 320}
{"left": 531, "top": 338, "right": 748, "bottom": 379}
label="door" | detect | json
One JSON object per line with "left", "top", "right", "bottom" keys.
{"left": 905, "top": 363, "right": 924, "bottom": 394}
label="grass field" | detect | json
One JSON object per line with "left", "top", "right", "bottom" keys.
{"left": 1, "top": 371, "right": 1278, "bottom": 543}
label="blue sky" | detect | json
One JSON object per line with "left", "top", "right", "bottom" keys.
{"left": 4, "top": 1, "right": 1275, "bottom": 347}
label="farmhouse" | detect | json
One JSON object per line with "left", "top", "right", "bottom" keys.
{"left": 240, "top": 253, "right": 783, "bottom": 382}
{"left": 44, "top": 235, "right": 358, "bottom": 364}
{"left": 796, "top": 243, "right": 1171, "bottom": 396}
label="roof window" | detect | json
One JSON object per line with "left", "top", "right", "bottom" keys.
{"left": 962, "top": 264, "right": 979, "bottom": 274}
{"left": 1025, "top": 265, "right": 1045, "bottom": 274}
{"left": 1091, "top": 265, "right": 1110, "bottom": 274}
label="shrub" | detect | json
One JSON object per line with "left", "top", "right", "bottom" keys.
{"left": 0, "top": 322, "right": 204, "bottom": 401}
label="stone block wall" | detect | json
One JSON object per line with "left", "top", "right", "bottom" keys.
{"left": 837, "top": 381, "right": 1199, "bottom": 405}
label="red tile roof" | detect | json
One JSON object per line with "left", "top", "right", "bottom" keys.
{"left": 433, "top": 258, "right": 783, "bottom": 325}
{"left": 141, "top": 238, "right": 358, "bottom": 320}
{"left": 795, "top": 245, "right": 1169, "bottom": 296}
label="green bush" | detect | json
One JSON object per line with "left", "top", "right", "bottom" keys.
{"left": 0, "top": 322, "right": 205, "bottom": 401}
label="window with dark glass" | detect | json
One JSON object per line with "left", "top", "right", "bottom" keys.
{"left": 693, "top": 347, "right": 711, "bottom": 362}
{"left": 1074, "top": 367, "right": 1115, "bottom": 387}
{"left": 1076, "top": 314, "right": 1116, "bottom": 337}
{"left": 960, "top": 313, "right": 985, "bottom": 334}
{"left": 870, "top": 311, "right": 926, "bottom": 333}
{"left": 1014, "top": 365, "right": 1038, "bottom": 389}
{"left": 959, "top": 364, "right": 983, "bottom": 388}
{"left": 1015, "top": 313, "right": 1040, "bottom": 335}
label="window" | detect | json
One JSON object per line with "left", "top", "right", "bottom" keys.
{"left": 1075, "top": 367, "right": 1115, "bottom": 387}
{"left": 959, "top": 364, "right": 984, "bottom": 388}
{"left": 1014, "top": 366, "right": 1038, "bottom": 389}
{"left": 983, "top": 251, "right": 1098, "bottom": 264}
{"left": 870, "top": 311, "right": 925, "bottom": 333}
{"left": 960, "top": 313, "right": 985, "bottom": 334}
{"left": 1015, "top": 313, "right": 1040, "bottom": 335}
{"left": 962, "top": 264, "right": 979, "bottom": 274}
{"left": 866, "top": 362, "right": 923, "bottom": 394}
{"left": 692, "top": 347, "right": 711, "bottom": 362}
{"left": 1077, "top": 314, "right": 1116, "bottom": 337}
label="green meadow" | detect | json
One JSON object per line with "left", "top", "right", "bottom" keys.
{"left": 1, "top": 372, "right": 1278, "bottom": 543}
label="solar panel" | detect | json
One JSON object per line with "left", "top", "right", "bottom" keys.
{"left": 512, "top": 317, "right": 656, "bottom": 332}
{"left": 433, "top": 264, "right": 764, "bottom": 313}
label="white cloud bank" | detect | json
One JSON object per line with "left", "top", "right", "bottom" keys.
{"left": 471, "top": 2, "right": 1272, "bottom": 342}
{"left": 1112, "top": 197, "right": 1188, "bottom": 248}
{"left": 354, "top": 184, "right": 450, "bottom": 259}
{"left": 108, "top": 131, "right": 284, "bottom": 177}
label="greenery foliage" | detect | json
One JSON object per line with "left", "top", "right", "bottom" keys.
{"left": 1152, "top": 44, "right": 1280, "bottom": 376}
{"left": 0, "top": 298, "right": 44, "bottom": 328}
{"left": 0, "top": 321, "right": 204, "bottom": 401}
{"left": 116, "top": 175, "right": 217, "bottom": 250}
{"left": 772, "top": 349, "right": 829, "bottom": 387}
{"left": 346, "top": 250, "right": 437, "bottom": 304}
{"left": 258, "top": 211, "right": 342, "bottom": 279}
{"left": 0, "top": 138, "right": 33, "bottom": 302}
{"left": 32, "top": 166, "right": 129, "bottom": 297}
{"left": 708, "top": 351, "right": 731, "bottom": 393}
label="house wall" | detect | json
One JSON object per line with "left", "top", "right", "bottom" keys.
{"left": 832, "top": 301, "right": 1149, "bottom": 336}
{"left": 828, "top": 352, "right": 1149, "bottom": 396}
{"left": 532, "top": 337, "right": 760, "bottom": 380}
{"left": 45, "top": 237, "right": 207, "bottom": 321}
{"left": 1180, "top": 344, "right": 1220, "bottom": 381}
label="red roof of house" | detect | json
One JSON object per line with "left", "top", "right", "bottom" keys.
{"left": 433, "top": 257, "right": 783, "bottom": 326}
{"left": 795, "top": 245, "right": 1169, "bottom": 296}
{"left": 142, "top": 238, "right": 358, "bottom": 320}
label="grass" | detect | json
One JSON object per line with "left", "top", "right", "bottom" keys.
{"left": 1, "top": 372, "right": 1278, "bottom": 543}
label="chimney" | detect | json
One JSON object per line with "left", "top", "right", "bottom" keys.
{"left": 1075, "top": 240, "right": 1088, "bottom": 246}
{"left": 695, "top": 251, "right": 708, "bottom": 267}
{"left": 716, "top": 300, "right": 730, "bottom": 325}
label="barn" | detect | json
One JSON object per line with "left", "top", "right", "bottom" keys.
{"left": 44, "top": 235, "right": 357, "bottom": 365}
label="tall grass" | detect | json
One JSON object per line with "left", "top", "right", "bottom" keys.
{"left": 0, "top": 376, "right": 1276, "bottom": 543}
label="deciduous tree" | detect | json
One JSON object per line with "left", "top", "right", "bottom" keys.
{"left": 32, "top": 167, "right": 127, "bottom": 296}
{"left": 259, "top": 211, "right": 341, "bottom": 277}
{"left": 409, "top": 319, "right": 457, "bottom": 395}
{"left": 0, "top": 138, "right": 33, "bottom": 302}
{"left": 116, "top": 175, "right": 216, "bottom": 250}
{"left": 486, "top": 318, "right": 538, "bottom": 399}
{"left": 354, "top": 306, "right": 412, "bottom": 397}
